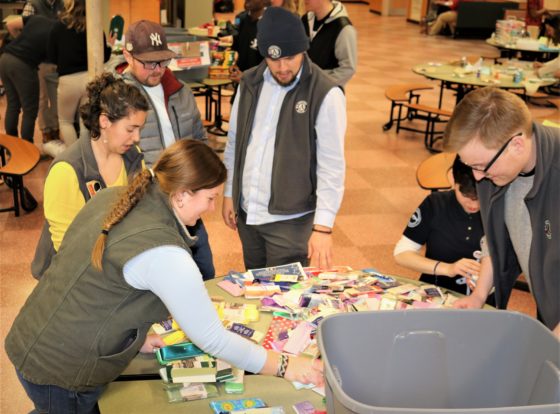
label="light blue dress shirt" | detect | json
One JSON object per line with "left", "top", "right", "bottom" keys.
{"left": 224, "top": 66, "right": 346, "bottom": 228}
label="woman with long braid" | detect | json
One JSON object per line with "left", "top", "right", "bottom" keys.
{"left": 6, "top": 139, "right": 322, "bottom": 413}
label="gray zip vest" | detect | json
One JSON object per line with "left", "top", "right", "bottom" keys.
{"left": 7, "top": 184, "right": 195, "bottom": 391}
{"left": 31, "top": 137, "right": 143, "bottom": 278}
{"left": 232, "top": 55, "right": 337, "bottom": 215}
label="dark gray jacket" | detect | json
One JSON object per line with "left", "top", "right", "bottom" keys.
{"left": 232, "top": 55, "right": 336, "bottom": 215}
{"left": 31, "top": 137, "right": 143, "bottom": 278}
{"left": 477, "top": 122, "right": 559, "bottom": 330}
{"left": 122, "top": 69, "right": 207, "bottom": 166}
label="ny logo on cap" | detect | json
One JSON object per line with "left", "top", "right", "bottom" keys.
{"left": 268, "top": 45, "right": 281, "bottom": 59}
{"left": 150, "top": 32, "right": 162, "bottom": 47}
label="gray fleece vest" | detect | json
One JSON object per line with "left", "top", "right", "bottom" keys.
{"left": 31, "top": 137, "right": 143, "bottom": 278}
{"left": 232, "top": 55, "right": 337, "bottom": 215}
{"left": 7, "top": 184, "right": 195, "bottom": 391}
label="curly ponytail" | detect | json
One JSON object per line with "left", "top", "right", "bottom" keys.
{"left": 91, "top": 169, "right": 154, "bottom": 270}
{"left": 80, "top": 73, "right": 149, "bottom": 140}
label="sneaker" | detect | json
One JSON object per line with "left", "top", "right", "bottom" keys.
{"left": 42, "top": 139, "right": 67, "bottom": 158}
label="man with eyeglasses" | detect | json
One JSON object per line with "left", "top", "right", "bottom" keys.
{"left": 443, "top": 87, "right": 559, "bottom": 338}
{"left": 121, "top": 20, "right": 215, "bottom": 280}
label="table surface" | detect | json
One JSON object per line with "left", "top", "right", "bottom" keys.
{"left": 99, "top": 375, "right": 324, "bottom": 414}
{"left": 486, "top": 38, "right": 560, "bottom": 53}
{"left": 103, "top": 274, "right": 493, "bottom": 412}
{"left": 412, "top": 61, "right": 556, "bottom": 90}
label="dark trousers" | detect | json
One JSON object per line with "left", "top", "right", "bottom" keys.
{"left": 0, "top": 53, "right": 39, "bottom": 142}
{"left": 236, "top": 209, "right": 313, "bottom": 270}
{"left": 188, "top": 219, "right": 215, "bottom": 280}
{"left": 16, "top": 369, "right": 104, "bottom": 414}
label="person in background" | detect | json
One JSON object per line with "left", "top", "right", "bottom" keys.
{"left": 22, "top": 0, "right": 64, "bottom": 144}
{"left": 419, "top": 0, "right": 451, "bottom": 34}
{"left": 302, "top": 0, "right": 357, "bottom": 86}
{"left": 534, "top": 15, "right": 560, "bottom": 80}
{"left": 270, "top": 0, "right": 304, "bottom": 15}
{"left": 394, "top": 156, "right": 494, "bottom": 303}
{"left": 31, "top": 73, "right": 148, "bottom": 279}
{"left": 0, "top": 15, "right": 55, "bottom": 143}
{"left": 7, "top": 139, "right": 322, "bottom": 413}
{"left": 223, "top": 7, "right": 346, "bottom": 270}
{"left": 229, "top": 0, "right": 266, "bottom": 84}
{"left": 121, "top": 20, "right": 215, "bottom": 280}
{"left": 45, "top": 0, "right": 114, "bottom": 157}
{"left": 443, "top": 87, "right": 559, "bottom": 338}
{"left": 427, "top": 0, "right": 459, "bottom": 36}
{"left": 525, "top": 0, "right": 549, "bottom": 29}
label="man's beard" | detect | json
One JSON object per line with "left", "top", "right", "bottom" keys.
{"left": 271, "top": 72, "right": 297, "bottom": 87}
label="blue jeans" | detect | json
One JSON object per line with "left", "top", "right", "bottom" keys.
{"left": 16, "top": 369, "right": 104, "bottom": 414}
{"left": 187, "top": 219, "right": 215, "bottom": 280}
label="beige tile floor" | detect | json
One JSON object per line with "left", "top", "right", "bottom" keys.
{"left": 0, "top": 4, "right": 543, "bottom": 412}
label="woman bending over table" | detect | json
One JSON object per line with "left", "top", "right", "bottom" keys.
{"left": 6, "top": 139, "right": 322, "bottom": 414}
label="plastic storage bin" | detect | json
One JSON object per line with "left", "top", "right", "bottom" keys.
{"left": 318, "top": 310, "right": 560, "bottom": 413}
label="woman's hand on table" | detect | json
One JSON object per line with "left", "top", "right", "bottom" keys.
{"left": 139, "top": 333, "right": 166, "bottom": 353}
{"left": 284, "top": 356, "right": 324, "bottom": 386}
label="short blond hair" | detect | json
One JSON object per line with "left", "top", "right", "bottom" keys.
{"left": 443, "top": 87, "right": 532, "bottom": 152}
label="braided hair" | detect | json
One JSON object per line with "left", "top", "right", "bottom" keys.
{"left": 91, "top": 140, "right": 227, "bottom": 270}
{"left": 80, "top": 72, "right": 149, "bottom": 140}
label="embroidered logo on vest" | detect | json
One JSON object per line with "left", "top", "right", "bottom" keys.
{"left": 295, "top": 100, "right": 308, "bottom": 114}
{"left": 268, "top": 45, "right": 281, "bottom": 59}
{"left": 407, "top": 208, "right": 421, "bottom": 228}
{"left": 150, "top": 32, "right": 162, "bottom": 46}
{"left": 544, "top": 220, "right": 552, "bottom": 240}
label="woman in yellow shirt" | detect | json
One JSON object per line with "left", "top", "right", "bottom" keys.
{"left": 31, "top": 73, "right": 149, "bottom": 278}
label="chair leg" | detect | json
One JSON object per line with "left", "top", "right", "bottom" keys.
{"left": 383, "top": 101, "right": 396, "bottom": 131}
{"left": 11, "top": 175, "right": 20, "bottom": 217}
{"left": 396, "top": 103, "right": 404, "bottom": 133}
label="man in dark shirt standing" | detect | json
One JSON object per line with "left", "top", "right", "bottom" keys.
{"left": 229, "top": 0, "right": 266, "bottom": 83}
{"left": 22, "top": 0, "right": 63, "bottom": 143}
{"left": 0, "top": 15, "right": 55, "bottom": 143}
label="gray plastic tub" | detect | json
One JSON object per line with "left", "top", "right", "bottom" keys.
{"left": 318, "top": 310, "right": 560, "bottom": 413}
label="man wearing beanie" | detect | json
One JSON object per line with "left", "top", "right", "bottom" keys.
{"left": 121, "top": 20, "right": 215, "bottom": 280}
{"left": 223, "top": 7, "right": 346, "bottom": 270}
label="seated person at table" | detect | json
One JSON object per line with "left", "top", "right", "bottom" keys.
{"left": 121, "top": 20, "right": 215, "bottom": 280}
{"left": 535, "top": 15, "right": 560, "bottom": 80}
{"left": 394, "top": 156, "right": 493, "bottom": 301}
{"left": 428, "top": 0, "right": 460, "bottom": 36}
{"left": 6, "top": 140, "right": 322, "bottom": 414}
{"left": 31, "top": 73, "right": 148, "bottom": 279}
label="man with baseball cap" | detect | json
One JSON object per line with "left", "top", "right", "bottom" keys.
{"left": 122, "top": 20, "right": 215, "bottom": 280}
{"left": 222, "top": 7, "right": 346, "bottom": 270}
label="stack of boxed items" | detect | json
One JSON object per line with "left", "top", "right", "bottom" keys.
{"left": 154, "top": 335, "right": 245, "bottom": 402}
{"left": 209, "top": 47, "right": 235, "bottom": 79}
{"left": 494, "top": 19, "right": 525, "bottom": 45}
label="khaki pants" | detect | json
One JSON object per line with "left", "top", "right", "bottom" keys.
{"left": 57, "top": 71, "right": 89, "bottom": 146}
{"left": 429, "top": 11, "right": 458, "bottom": 36}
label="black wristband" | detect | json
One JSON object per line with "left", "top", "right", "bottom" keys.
{"left": 312, "top": 227, "right": 332, "bottom": 234}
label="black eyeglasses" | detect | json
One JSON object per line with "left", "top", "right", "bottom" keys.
{"left": 134, "top": 57, "right": 172, "bottom": 70}
{"left": 469, "top": 132, "right": 523, "bottom": 173}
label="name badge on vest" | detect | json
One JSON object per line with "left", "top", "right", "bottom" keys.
{"left": 86, "top": 180, "right": 102, "bottom": 198}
